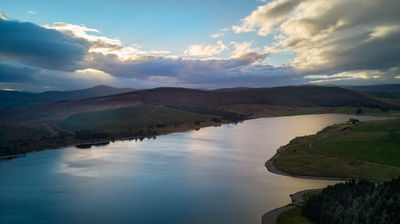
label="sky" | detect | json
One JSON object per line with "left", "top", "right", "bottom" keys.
{"left": 0, "top": 0, "right": 399, "bottom": 91}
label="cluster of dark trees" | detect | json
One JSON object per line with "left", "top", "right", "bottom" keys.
{"left": 348, "top": 118, "right": 360, "bottom": 124}
{"left": 130, "top": 128, "right": 157, "bottom": 136}
{"left": 302, "top": 177, "right": 400, "bottom": 224}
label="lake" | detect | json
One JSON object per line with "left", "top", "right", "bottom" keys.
{"left": 0, "top": 114, "right": 386, "bottom": 224}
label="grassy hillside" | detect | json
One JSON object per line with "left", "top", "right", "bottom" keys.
{"left": 2, "top": 85, "right": 399, "bottom": 123}
{"left": 314, "top": 119, "right": 400, "bottom": 167}
{"left": 274, "top": 119, "right": 400, "bottom": 224}
{"left": 58, "top": 104, "right": 212, "bottom": 131}
{"left": 343, "top": 84, "right": 400, "bottom": 99}
{"left": 220, "top": 105, "right": 400, "bottom": 118}
{"left": 0, "top": 102, "right": 227, "bottom": 156}
{"left": 1, "top": 85, "right": 400, "bottom": 157}
{"left": 135, "top": 85, "right": 398, "bottom": 109}
{"left": 274, "top": 119, "right": 400, "bottom": 181}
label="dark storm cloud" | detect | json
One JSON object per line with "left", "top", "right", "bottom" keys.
{"left": 87, "top": 52, "right": 272, "bottom": 81}
{"left": 0, "top": 62, "right": 39, "bottom": 83}
{"left": 86, "top": 53, "right": 302, "bottom": 87}
{"left": 0, "top": 61, "right": 117, "bottom": 92}
{"left": 0, "top": 19, "right": 90, "bottom": 71}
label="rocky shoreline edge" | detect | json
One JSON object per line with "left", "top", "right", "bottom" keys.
{"left": 261, "top": 189, "right": 320, "bottom": 224}
{"left": 262, "top": 146, "right": 346, "bottom": 224}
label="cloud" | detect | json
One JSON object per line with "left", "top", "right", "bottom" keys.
{"left": 305, "top": 71, "right": 382, "bottom": 84}
{"left": 0, "top": 17, "right": 322, "bottom": 90}
{"left": 231, "top": 42, "right": 254, "bottom": 58}
{"left": 0, "top": 19, "right": 90, "bottom": 71}
{"left": 45, "top": 22, "right": 171, "bottom": 61}
{"left": 85, "top": 50, "right": 288, "bottom": 88}
{"left": 176, "top": 64, "right": 303, "bottom": 88}
{"left": 211, "top": 28, "right": 230, "bottom": 38}
{"left": 233, "top": 0, "right": 304, "bottom": 35}
{"left": 305, "top": 67, "right": 400, "bottom": 85}
{"left": 44, "top": 22, "right": 121, "bottom": 47}
{"left": 0, "top": 62, "right": 39, "bottom": 83}
{"left": 211, "top": 32, "right": 223, "bottom": 38}
{"left": 233, "top": 0, "right": 400, "bottom": 83}
{"left": 27, "top": 10, "right": 37, "bottom": 15}
{"left": 4, "top": 18, "right": 281, "bottom": 90}
{"left": 73, "top": 68, "right": 114, "bottom": 82}
{"left": 89, "top": 44, "right": 171, "bottom": 61}
{"left": 0, "top": 11, "right": 8, "bottom": 20}
{"left": 0, "top": 61, "right": 116, "bottom": 92}
{"left": 2, "top": 5, "right": 399, "bottom": 92}
{"left": 230, "top": 41, "right": 270, "bottom": 63}
{"left": 184, "top": 41, "right": 228, "bottom": 57}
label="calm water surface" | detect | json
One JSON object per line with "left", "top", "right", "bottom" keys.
{"left": 0, "top": 114, "right": 387, "bottom": 224}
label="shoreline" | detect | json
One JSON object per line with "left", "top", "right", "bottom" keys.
{"left": 261, "top": 189, "right": 320, "bottom": 224}
{"left": 265, "top": 147, "right": 347, "bottom": 180}
{"left": 263, "top": 114, "right": 399, "bottom": 223}
{"left": 0, "top": 121, "right": 227, "bottom": 161}
{"left": 262, "top": 143, "right": 348, "bottom": 223}
{"left": 0, "top": 112, "right": 394, "bottom": 161}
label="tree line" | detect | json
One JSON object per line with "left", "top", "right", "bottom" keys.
{"left": 302, "top": 177, "right": 400, "bottom": 224}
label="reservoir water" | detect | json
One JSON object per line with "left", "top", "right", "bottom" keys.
{"left": 0, "top": 114, "right": 386, "bottom": 224}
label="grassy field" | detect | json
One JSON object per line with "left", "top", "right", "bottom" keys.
{"left": 272, "top": 118, "right": 400, "bottom": 224}
{"left": 0, "top": 104, "right": 217, "bottom": 157}
{"left": 313, "top": 119, "right": 400, "bottom": 167}
{"left": 274, "top": 119, "right": 400, "bottom": 181}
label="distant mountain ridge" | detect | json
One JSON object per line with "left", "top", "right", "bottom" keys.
{"left": 341, "top": 84, "right": 400, "bottom": 99}
{"left": 0, "top": 85, "right": 135, "bottom": 108}
{"left": 129, "top": 85, "right": 396, "bottom": 108}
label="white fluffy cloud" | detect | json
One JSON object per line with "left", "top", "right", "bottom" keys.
{"left": 73, "top": 68, "right": 114, "bottom": 82}
{"left": 211, "top": 28, "right": 230, "bottom": 38}
{"left": 184, "top": 41, "right": 228, "bottom": 57}
{"left": 44, "top": 22, "right": 121, "bottom": 46}
{"left": 89, "top": 44, "right": 171, "bottom": 61}
{"left": 211, "top": 33, "right": 223, "bottom": 38}
{"left": 45, "top": 22, "right": 171, "bottom": 61}
{"left": 305, "top": 67, "right": 400, "bottom": 84}
{"left": 0, "top": 11, "right": 8, "bottom": 20}
{"left": 230, "top": 41, "right": 270, "bottom": 63}
{"left": 233, "top": 0, "right": 304, "bottom": 35}
{"left": 27, "top": 10, "right": 37, "bottom": 15}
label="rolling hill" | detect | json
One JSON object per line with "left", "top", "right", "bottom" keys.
{"left": 0, "top": 85, "right": 135, "bottom": 108}
{"left": 1, "top": 85, "right": 399, "bottom": 157}
{"left": 342, "top": 84, "right": 400, "bottom": 99}
{"left": 2, "top": 85, "right": 398, "bottom": 122}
